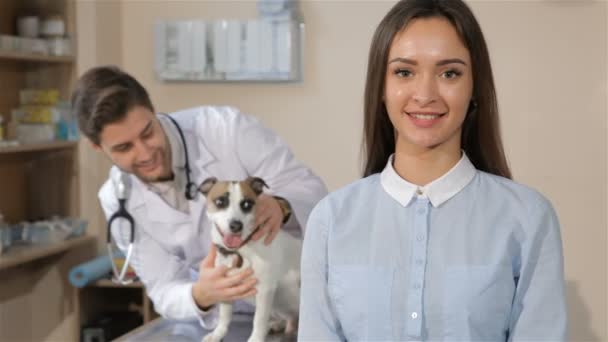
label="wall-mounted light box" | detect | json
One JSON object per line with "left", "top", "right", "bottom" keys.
{"left": 155, "top": 18, "right": 303, "bottom": 82}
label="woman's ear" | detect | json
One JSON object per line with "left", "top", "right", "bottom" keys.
{"left": 468, "top": 99, "right": 478, "bottom": 113}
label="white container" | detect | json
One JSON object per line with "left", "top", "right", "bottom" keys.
{"left": 190, "top": 21, "right": 207, "bottom": 75}
{"left": 258, "top": 20, "right": 273, "bottom": 73}
{"left": 17, "top": 37, "right": 47, "bottom": 54}
{"left": 0, "top": 35, "right": 17, "bottom": 51}
{"left": 40, "top": 15, "right": 65, "bottom": 37}
{"left": 212, "top": 20, "right": 229, "bottom": 73}
{"left": 245, "top": 21, "right": 261, "bottom": 73}
{"left": 225, "top": 20, "right": 242, "bottom": 73}
{"left": 16, "top": 123, "right": 55, "bottom": 143}
{"left": 177, "top": 21, "right": 193, "bottom": 74}
{"left": 47, "top": 37, "right": 71, "bottom": 56}
{"left": 17, "top": 16, "right": 40, "bottom": 38}
{"left": 30, "top": 38, "right": 48, "bottom": 54}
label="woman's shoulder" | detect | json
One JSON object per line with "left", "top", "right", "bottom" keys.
{"left": 328, "top": 174, "right": 381, "bottom": 200}
{"left": 476, "top": 171, "right": 554, "bottom": 213}
{"left": 311, "top": 174, "right": 381, "bottom": 215}
{"left": 309, "top": 174, "right": 380, "bottom": 228}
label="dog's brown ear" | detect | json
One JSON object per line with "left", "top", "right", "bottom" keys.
{"left": 246, "top": 177, "right": 268, "bottom": 196}
{"left": 199, "top": 177, "right": 218, "bottom": 196}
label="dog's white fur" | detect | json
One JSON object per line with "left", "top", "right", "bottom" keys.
{"left": 201, "top": 179, "right": 301, "bottom": 342}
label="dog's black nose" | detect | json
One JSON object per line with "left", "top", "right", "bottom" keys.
{"left": 229, "top": 220, "right": 243, "bottom": 233}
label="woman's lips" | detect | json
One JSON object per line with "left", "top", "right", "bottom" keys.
{"left": 406, "top": 111, "right": 446, "bottom": 128}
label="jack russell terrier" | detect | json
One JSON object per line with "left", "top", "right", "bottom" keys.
{"left": 200, "top": 177, "right": 300, "bottom": 342}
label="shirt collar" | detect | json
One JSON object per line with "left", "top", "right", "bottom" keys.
{"left": 380, "top": 152, "right": 476, "bottom": 207}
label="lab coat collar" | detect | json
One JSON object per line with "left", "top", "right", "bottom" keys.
{"left": 162, "top": 111, "right": 217, "bottom": 185}
{"left": 157, "top": 114, "right": 216, "bottom": 194}
{"left": 127, "top": 113, "right": 217, "bottom": 225}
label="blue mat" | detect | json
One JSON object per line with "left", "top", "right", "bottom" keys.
{"left": 69, "top": 255, "right": 113, "bottom": 288}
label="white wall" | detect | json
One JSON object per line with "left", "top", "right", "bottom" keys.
{"left": 78, "top": 1, "right": 607, "bottom": 339}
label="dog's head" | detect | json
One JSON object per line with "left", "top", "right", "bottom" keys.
{"left": 200, "top": 177, "right": 268, "bottom": 250}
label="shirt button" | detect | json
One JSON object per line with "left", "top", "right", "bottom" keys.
{"left": 417, "top": 234, "right": 424, "bottom": 241}
{"left": 416, "top": 259, "right": 423, "bottom": 266}
{"left": 416, "top": 189, "right": 423, "bottom": 195}
{"left": 416, "top": 208, "right": 425, "bottom": 214}
{"left": 414, "top": 283, "right": 421, "bottom": 289}
{"left": 411, "top": 312, "right": 418, "bottom": 319}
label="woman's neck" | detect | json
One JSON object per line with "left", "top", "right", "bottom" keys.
{"left": 393, "top": 144, "right": 462, "bottom": 186}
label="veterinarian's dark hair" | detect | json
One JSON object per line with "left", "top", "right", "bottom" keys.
{"left": 71, "top": 65, "right": 155, "bottom": 145}
{"left": 362, "top": 0, "right": 511, "bottom": 179}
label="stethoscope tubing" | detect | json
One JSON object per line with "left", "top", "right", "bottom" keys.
{"left": 106, "top": 113, "right": 196, "bottom": 284}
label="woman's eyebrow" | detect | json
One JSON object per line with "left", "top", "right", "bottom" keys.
{"left": 388, "top": 57, "right": 417, "bottom": 65}
{"left": 436, "top": 58, "right": 467, "bottom": 66}
{"left": 387, "top": 57, "right": 468, "bottom": 66}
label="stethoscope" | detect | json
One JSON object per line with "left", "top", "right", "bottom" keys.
{"left": 107, "top": 114, "right": 197, "bottom": 284}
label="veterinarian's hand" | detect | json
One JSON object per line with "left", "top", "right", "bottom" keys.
{"left": 192, "top": 245, "right": 258, "bottom": 310}
{"left": 251, "top": 194, "right": 283, "bottom": 245}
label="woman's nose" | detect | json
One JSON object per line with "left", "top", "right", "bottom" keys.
{"left": 412, "top": 75, "right": 439, "bottom": 106}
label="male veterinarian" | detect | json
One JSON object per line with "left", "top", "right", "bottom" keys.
{"left": 72, "top": 66, "right": 327, "bottom": 328}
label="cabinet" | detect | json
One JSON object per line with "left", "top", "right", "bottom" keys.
{"left": 0, "top": 1, "right": 90, "bottom": 341}
{"left": 77, "top": 279, "right": 159, "bottom": 341}
{"left": 0, "top": 1, "right": 78, "bottom": 222}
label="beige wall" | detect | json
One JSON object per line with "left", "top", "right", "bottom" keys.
{"left": 79, "top": 0, "right": 607, "bottom": 340}
{"left": 77, "top": 0, "right": 121, "bottom": 254}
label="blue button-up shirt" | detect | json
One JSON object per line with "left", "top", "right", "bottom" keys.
{"left": 299, "top": 154, "right": 567, "bottom": 341}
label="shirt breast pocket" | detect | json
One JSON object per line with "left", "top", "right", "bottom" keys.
{"left": 328, "top": 265, "right": 394, "bottom": 341}
{"left": 443, "top": 265, "right": 515, "bottom": 340}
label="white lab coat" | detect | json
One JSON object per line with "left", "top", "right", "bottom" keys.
{"left": 98, "top": 106, "right": 327, "bottom": 328}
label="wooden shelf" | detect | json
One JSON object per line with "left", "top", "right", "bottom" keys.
{"left": 0, "top": 140, "right": 78, "bottom": 154}
{"left": 0, "top": 235, "right": 95, "bottom": 271}
{"left": 0, "top": 50, "right": 74, "bottom": 63}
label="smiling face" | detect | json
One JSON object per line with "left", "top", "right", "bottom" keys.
{"left": 96, "top": 105, "right": 172, "bottom": 182}
{"left": 384, "top": 16, "right": 474, "bottom": 154}
{"left": 205, "top": 181, "right": 259, "bottom": 250}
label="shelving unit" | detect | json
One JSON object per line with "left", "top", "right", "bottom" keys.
{"left": 0, "top": 140, "right": 77, "bottom": 153}
{"left": 0, "top": 50, "right": 74, "bottom": 63}
{"left": 0, "top": 1, "right": 88, "bottom": 341}
{"left": 0, "top": 235, "right": 95, "bottom": 271}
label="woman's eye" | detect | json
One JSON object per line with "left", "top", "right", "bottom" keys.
{"left": 395, "top": 69, "right": 412, "bottom": 77}
{"left": 442, "top": 70, "right": 462, "bottom": 79}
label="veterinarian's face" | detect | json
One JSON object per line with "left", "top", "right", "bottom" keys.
{"left": 206, "top": 182, "right": 258, "bottom": 249}
{"left": 96, "top": 106, "right": 172, "bottom": 182}
{"left": 384, "top": 16, "right": 473, "bottom": 153}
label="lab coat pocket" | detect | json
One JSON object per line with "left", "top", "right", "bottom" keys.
{"left": 328, "top": 265, "right": 394, "bottom": 341}
{"left": 443, "top": 265, "right": 515, "bottom": 340}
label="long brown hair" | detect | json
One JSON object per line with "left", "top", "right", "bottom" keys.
{"left": 362, "top": 0, "right": 511, "bottom": 179}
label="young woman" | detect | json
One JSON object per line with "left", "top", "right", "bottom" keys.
{"left": 298, "top": 0, "right": 567, "bottom": 340}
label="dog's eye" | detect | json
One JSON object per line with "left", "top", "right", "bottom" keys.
{"left": 240, "top": 200, "right": 254, "bottom": 212}
{"left": 214, "top": 197, "right": 228, "bottom": 208}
